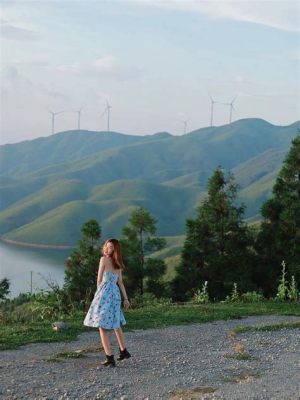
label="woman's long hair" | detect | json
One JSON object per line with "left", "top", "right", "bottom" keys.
{"left": 102, "top": 238, "right": 125, "bottom": 270}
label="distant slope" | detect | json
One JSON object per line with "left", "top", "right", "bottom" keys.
{"left": 1, "top": 180, "right": 203, "bottom": 245}
{"left": 0, "top": 130, "right": 172, "bottom": 177}
{"left": 232, "top": 148, "right": 286, "bottom": 218}
{"left": 0, "top": 118, "right": 298, "bottom": 246}
{"left": 0, "top": 180, "right": 90, "bottom": 234}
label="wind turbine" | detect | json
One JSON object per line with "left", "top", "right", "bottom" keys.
{"left": 182, "top": 120, "right": 188, "bottom": 135}
{"left": 100, "top": 100, "right": 112, "bottom": 132}
{"left": 209, "top": 95, "right": 219, "bottom": 127}
{"left": 223, "top": 96, "right": 238, "bottom": 123}
{"left": 75, "top": 106, "right": 84, "bottom": 130}
{"left": 47, "top": 109, "right": 65, "bottom": 135}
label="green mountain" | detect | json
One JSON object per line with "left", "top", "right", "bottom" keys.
{"left": 0, "top": 118, "right": 298, "bottom": 246}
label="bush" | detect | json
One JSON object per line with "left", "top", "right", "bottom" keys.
{"left": 191, "top": 281, "right": 210, "bottom": 304}
{"left": 224, "top": 282, "right": 240, "bottom": 303}
{"left": 129, "top": 292, "right": 172, "bottom": 309}
{"left": 0, "top": 278, "right": 10, "bottom": 301}
{"left": 0, "top": 286, "right": 81, "bottom": 325}
{"left": 240, "top": 291, "right": 265, "bottom": 303}
{"left": 287, "top": 276, "right": 299, "bottom": 302}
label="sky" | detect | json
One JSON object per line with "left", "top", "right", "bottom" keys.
{"left": 0, "top": 0, "right": 299, "bottom": 144}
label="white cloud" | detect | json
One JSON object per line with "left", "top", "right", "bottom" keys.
{"left": 1, "top": 65, "right": 68, "bottom": 101}
{"left": 136, "top": 0, "right": 299, "bottom": 32}
{"left": 0, "top": 21, "right": 41, "bottom": 41}
{"left": 55, "top": 56, "right": 143, "bottom": 81}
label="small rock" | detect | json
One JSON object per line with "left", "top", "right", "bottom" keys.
{"left": 52, "top": 321, "right": 69, "bottom": 331}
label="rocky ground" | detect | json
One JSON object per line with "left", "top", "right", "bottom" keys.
{"left": 0, "top": 315, "right": 299, "bottom": 400}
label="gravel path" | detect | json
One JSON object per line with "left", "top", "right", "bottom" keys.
{"left": 1, "top": 315, "right": 299, "bottom": 400}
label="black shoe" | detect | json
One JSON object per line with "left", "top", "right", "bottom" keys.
{"left": 101, "top": 354, "right": 116, "bottom": 367}
{"left": 117, "top": 348, "right": 131, "bottom": 361}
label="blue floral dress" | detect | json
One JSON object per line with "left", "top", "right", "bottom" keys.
{"left": 84, "top": 270, "right": 126, "bottom": 329}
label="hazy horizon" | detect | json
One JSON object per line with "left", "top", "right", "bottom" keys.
{"left": 1, "top": 117, "right": 299, "bottom": 147}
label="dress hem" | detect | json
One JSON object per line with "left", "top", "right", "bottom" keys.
{"left": 83, "top": 321, "right": 126, "bottom": 330}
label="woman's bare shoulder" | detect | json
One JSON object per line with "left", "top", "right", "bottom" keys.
{"left": 99, "top": 256, "right": 106, "bottom": 267}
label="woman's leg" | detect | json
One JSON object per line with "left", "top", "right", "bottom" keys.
{"left": 99, "top": 328, "right": 112, "bottom": 355}
{"left": 114, "top": 327, "right": 126, "bottom": 351}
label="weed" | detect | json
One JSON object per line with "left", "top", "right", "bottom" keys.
{"left": 45, "top": 350, "right": 86, "bottom": 362}
{"left": 222, "top": 369, "right": 261, "bottom": 383}
{"left": 234, "top": 320, "right": 300, "bottom": 334}
{"left": 170, "top": 386, "right": 217, "bottom": 399}
{"left": 223, "top": 353, "right": 253, "bottom": 361}
{"left": 192, "top": 281, "right": 210, "bottom": 304}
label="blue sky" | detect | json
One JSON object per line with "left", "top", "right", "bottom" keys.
{"left": 1, "top": 0, "right": 299, "bottom": 144}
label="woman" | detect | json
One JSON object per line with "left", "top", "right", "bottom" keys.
{"left": 84, "top": 238, "right": 131, "bottom": 367}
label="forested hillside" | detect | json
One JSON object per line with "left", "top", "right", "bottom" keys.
{"left": 0, "top": 118, "right": 298, "bottom": 245}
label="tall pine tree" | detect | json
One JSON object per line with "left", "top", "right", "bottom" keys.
{"left": 173, "top": 167, "right": 256, "bottom": 301}
{"left": 64, "top": 219, "right": 101, "bottom": 304}
{"left": 120, "top": 207, "right": 166, "bottom": 296}
{"left": 255, "top": 133, "right": 300, "bottom": 296}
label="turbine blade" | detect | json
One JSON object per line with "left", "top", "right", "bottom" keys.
{"left": 100, "top": 108, "right": 108, "bottom": 118}
{"left": 231, "top": 96, "right": 238, "bottom": 105}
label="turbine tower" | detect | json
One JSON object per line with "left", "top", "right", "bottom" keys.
{"left": 101, "top": 100, "right": 112, "bottom": 132}
{"left": 76, "top": 107, "right": 84, "bottom": 130}
{"left": 223, "top": 96, "right": 238, "bottom": 123}
{"left": 210, "top": 96, "right": 218, "bottom": 127}
{"left": 48, "top": 109, "right": 64, "bottom": 135}
{"left": 182, "top": 120, "right": 188, "bottom": 135}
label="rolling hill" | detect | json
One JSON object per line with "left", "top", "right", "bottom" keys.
{"left": 0, "top": 118, "right": 298, "bottom": 246}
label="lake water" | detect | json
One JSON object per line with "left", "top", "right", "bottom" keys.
{"left": 0, "top": 241, "right": 71, "bottom": 299}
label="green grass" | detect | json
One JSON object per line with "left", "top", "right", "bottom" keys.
{"left": 0, "top": 318, "right": 89, "bottom": 350}
{"left": 1, "top": 300, "right": 299, "bottom": 350}
{"left": 233, "top": 320, "right": 300, "bottom": 334}
{"left": 45, "top": 350, "right": 86, "bottom": 362}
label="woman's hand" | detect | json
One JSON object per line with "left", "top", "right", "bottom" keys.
{"left": 123, "top": 299, "right": 130, "bottom": 310}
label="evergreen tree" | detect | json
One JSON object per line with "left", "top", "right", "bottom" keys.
{"left": 172, "top": 167, "right": 255, "bottom": 301}
{"left": 0, "top": 278, "right": 10, "bottom": 301}
{"left": 64, "top": 219, "right": 101, "bottom": 304}
{"left": 256, "top": 133, "right": 300, "bottom": 296}
{"left": 120, "top": 207, "right": 166, "bottom": 296}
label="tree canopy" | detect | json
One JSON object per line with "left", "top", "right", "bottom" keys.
{"left": 64, "top": 219, "right": 102, "bottom": 305}
{"left": 121, "top": 207, "right": 166, "bottom": 296}
{"left": 256, "top": 133, "right": 300, "bottom": 295}
{"left": 172, "top": 167, "right": 256, "bottom": 301}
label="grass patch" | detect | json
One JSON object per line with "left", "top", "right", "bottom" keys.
{"left": 170, "top": 386, "right": 217, "bottom": 399}
{"left": 233, "top": 320, "right": 300, "bottom": 334}
{"left": 223, "top": 353, "right": 254, "bottom": 361}
{"left": 1, "top": 300, "right": 299, "bottom": 350}
{"left": 222, "top": 369, "right": 262, "bottom": 383}
{"left": 45, "top": 344, "right": 102, "bottom": 362}
{"left": 0, "top": 318, "right": 89, "bottom": 350}
{"left": 45, "top": 350, "right": 86, "bottom": 362}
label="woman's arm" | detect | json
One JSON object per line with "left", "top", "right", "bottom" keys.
{"left": 96, "top": 257, "right": 105, "bottom": 287}
{"left": 117, "top": 270, "right": 130, "bottom": 310}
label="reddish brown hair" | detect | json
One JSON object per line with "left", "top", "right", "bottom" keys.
{"left": 102, "top": 238, "right": 125, "bottom": 270}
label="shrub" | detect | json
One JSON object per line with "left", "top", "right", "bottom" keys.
{"left": 287, "top": 276, "right": 299, "bottom": 302}
{"left": 129, "top": 292, "right": 172, "bottom": 309}
{"left": 224, "top": 282, "right": 240, "bottom": 302}
{"left": 240, "top": 291, "right": 264, "bottom": 303}
{"left": 0, "top": 278, "right": 10, "bottom": 301}
{"left": 192, "top": 281, "right": 210, "bottom": 304}
{"left": 276, "top": 260, "right": 288, "bottom": 301}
